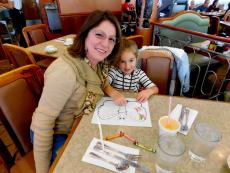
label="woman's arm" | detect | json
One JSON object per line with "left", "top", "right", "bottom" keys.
{"left": 31, "top": 60, "right": 77, "bottom": 173}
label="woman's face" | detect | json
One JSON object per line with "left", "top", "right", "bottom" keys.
{"left": 85, "top": 20, "right": 117, "bottom": 66}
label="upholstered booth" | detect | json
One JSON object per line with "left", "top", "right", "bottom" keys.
{"left": 157, "top": 10, "right": 210, "bottom": 46}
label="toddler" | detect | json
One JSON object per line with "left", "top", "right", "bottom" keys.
{"left": 109, "top": 38, "right": 159, "bottom": 103}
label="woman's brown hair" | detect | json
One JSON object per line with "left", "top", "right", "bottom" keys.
{"left": 68, "top": 10, "right": 121, "bottom": 62}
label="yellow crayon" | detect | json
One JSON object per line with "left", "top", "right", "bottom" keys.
{"left": 134, "top": 142, "right": 156, "bottom": 153}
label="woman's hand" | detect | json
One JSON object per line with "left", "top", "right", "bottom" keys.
{"left": 136, "top": 86, "right": 159, "bottom": 103}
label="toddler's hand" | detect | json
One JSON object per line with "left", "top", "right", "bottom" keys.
{"left": 136, "top": 90, "right": 151, "bottom": 103}
{"left": 112, "top": 92, "right": 127, "bottom": 106}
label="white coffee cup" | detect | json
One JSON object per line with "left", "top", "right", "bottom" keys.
{"left": 158, "top": 116, "right": 181, "bottom": 136}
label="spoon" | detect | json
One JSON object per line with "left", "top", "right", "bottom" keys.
{"left": 89, "top": 152, "right": 129, "bottom": 171}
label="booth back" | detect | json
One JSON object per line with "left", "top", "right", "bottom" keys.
{"left": 158, "top": 10, "right": 210, "bottom": 46}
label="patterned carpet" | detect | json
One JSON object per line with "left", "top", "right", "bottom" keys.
{"left": 0, "top": 59, "right": 13, "bottom": 75}
{"left": 0, "top": 121, "right": 21, "bottom": 173}
{"left": 0, "top": 59, "right": 20, "bottom": 173}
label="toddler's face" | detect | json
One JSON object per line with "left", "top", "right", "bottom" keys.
{"left": 118, "top": 50, "right": 136, "bottom": 75}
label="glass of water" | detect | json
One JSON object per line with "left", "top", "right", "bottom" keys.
{"left": 156, "top": 135, "right": 185, "bottom": 173}
{"left": 189, "top": 123, "right": 222, "bottom": 162}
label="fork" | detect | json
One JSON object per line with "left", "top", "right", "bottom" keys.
{"left": 93, "top": 145, "right": 151, "bottom": 173}
{"left": 97, "top": 141, "right": 141, "bottom": 161}
{"left": 89, "top": 152, "right": 129, "bottom": 171}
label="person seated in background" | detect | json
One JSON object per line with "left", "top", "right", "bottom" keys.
{"left": 207, "top": 0, "right": 219, "bottom": 12}
{"left": 194, "top": 0, "right": 210, "bottom": 12}
{"left": 217, "top": 3, "right": 224, "bottom": 11}
{"left": 223, "top": 2, "right": 230, "bottom": 21}
{"left": 109, "top": 38, "right": 159, "bottom": 103}
{"left": 189, "top": 0, "right": 195, "bottom": 10}
{"left": 122, "top": 0, "right": 136, "bottom": 23}
{"left": 157, "top": 0, "right": 174, "bottom": 17}
{"left": 0, "top": 0, "right": 26, "bottom": 46}
{"left": 0, "top": 2, "right": 11, "bottom": 22}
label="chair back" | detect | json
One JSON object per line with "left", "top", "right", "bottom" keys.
{"left": 22, "top": 24, "right": 49, "bottom": 47}
{"left": 139, "top": 49, "right": 174, "bottom": 95}
{"left": 0, "top": 20, "right": 14, "bottom": 43}
{"left": 224, "top": 10, "right": 230, "bottom": 22}
{"left": 0, "top": 64, "right": 44, "bottom": 156}
{"left": 127, "top": 35, "right": 144, "bottom": 49}
{"left": 3, "top": 43, "right": 36, "bottom": 68}
{"left": 208, "top": 16, "right": 220, "bottom": 35}
{"left": 158, "top": 10, "right": 210, "bottom": 46}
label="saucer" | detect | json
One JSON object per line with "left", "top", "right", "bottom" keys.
{"left": 44, "top": 45, "right": 58, "bottom": 54}
{"left": 64, "top": 38, "right": 73, "bottom": 46}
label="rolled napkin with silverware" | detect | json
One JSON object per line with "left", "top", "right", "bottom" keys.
{"left": 169, "top": 104, "right": 198, "bottom": 135}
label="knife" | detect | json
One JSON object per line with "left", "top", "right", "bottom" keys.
{"left": 179, "top": 106, "right": 185, "bottom": 123}
{"left": 93, "top": 145, "right": 151, "bottom": 173}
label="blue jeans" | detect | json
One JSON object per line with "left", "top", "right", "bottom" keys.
{"left": 30, "top": 130, "right": 67, "bottom": 163}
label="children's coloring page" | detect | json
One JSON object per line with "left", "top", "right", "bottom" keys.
{"left": 91, "top": 97, "right": 152, "bottom": 127}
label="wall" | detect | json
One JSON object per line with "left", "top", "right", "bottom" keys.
{"left": 56, "top": 0, "right": 122, "bottom": 35}
{"left": 58, "top": 0, "right": 121, "bottom": 14}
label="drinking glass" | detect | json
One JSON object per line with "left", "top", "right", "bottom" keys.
{"left": 155, "top": 135, "right": 185, "bottom": 173}
{"left": 189, "top": 123, "right": 222, "bottom": 162}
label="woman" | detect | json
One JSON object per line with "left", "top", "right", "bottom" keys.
{"left": 30, "top": 10, "right": 125, "bottom": 173}
{"left": 207, "top": 0, "right": 219, "bottom": 12}
{"left": 0, "top": 0, "right": 26, "bottom": 46}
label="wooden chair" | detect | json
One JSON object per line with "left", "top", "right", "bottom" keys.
{"left": 3, "top": 43, "right": 53, "bottom": 69}
{"left": 0, "top": 64, "right": 44, "bottom": 173}
{"left": 22, "top": 24, "right": 49, "bottom": 47}
{"left": 139, "top": 49, "right": 176, "bottom": 95}
{"left": 208, "top": 16, "right": 220, "bottom": 35}
{"left": 0, "top": 20, "right": 17, "bottom": 44}
{"left": 126, "top": 35, "right": 144, "bottom": 49}
{"left": 224, "top": 10, "right": 230, "bottom": 22}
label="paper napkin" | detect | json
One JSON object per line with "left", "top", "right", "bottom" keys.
{"left": 170, "top": 104, "right": 198, "bottom": 135}
{"left": 82, "top": 138, "right": 139, "bottom": 173}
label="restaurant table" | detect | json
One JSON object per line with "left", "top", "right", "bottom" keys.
{"left": 200, "top": 11, "right": 225, "bottom": 18}
{"left": 220, "top": 21, "right": 230, "bottom": 27}
{"left": 48, "top": 94, "right": 230, "bottom": 173}
{"left": 26, "top": 34, "right": 76, "bottom": 59}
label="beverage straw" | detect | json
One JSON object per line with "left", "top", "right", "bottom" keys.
{"left": 167, "top": 96, "right": 172, "bottom": 124}
{"left": 97, "top": 116, "right": 104, "bottom": 150}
